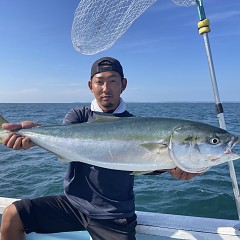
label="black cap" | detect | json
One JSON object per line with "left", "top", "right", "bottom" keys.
{"left": 91, "top": 57, "right": 124, "bottom": 79}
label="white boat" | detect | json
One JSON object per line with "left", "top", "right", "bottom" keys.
{"left": 1, "top": 197, "right": 240, "bottom": 240}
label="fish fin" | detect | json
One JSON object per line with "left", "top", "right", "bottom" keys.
{"left": 56, "top": 154, "right": 70, "bottom": 162}
{"left": 140, "top": 143, "right": 168, "bottom": 154}
{"left": 94, "top": 114, "right": 120, "bottom": 123}
{"left": 0, "top": 115, "right": 9, "bottom": 125}
{"left": 131, "top": 171, "right": 154, "bottom": 175}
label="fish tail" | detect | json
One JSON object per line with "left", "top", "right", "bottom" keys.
{"left": 0, "top": 114, "right": 9, "bottom": 144}
{"left": 0, "top": 114, "right": 8, "bottom": 125}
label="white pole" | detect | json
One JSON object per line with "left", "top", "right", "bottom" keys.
{"left": 202, "top": 33, "right": 240, "bottom": 221}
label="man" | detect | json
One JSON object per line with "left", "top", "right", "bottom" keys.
{"left": 0, "top": 57, "right": 198, "bottom": 240}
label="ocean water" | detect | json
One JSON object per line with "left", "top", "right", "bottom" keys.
{"left": 0, "top": 102, "right": 240, "bottom": 220}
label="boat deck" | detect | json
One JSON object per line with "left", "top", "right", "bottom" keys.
{"left": 1, "top": 197, "right": 240, "bottom": 239}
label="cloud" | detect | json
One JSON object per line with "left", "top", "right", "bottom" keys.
{"left": 148, "top": 2, "right": 179, "bottom": 13}
{"left": 0, "top": 85, "right": 92, "bottom": 103}
{"left": 0, "top": 88, "right": 39, "bottom": 95}
{"left": 209, "top": 10, "right": 240, "bottom": 22}
{"left": 53, "top": 82, "right": 82, "bottom": 88}
{"left": 212, "top": 30, "right": 240, "bottom": 38}
{"left": 118, "top": 39, "right": 159, "bottom": 53}
{"left": 19, "top": 88, "right": 39, "bottom": 94}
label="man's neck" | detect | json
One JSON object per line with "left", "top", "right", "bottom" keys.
{"left": 102, "top": 110, "right": 115, "bottom": 114}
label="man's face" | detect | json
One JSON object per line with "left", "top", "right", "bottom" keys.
{"left": 88, "top": 71, "right": 127, "bottom": 112}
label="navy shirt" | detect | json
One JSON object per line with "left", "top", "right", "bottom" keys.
{"left": 63, "top": 107, "right": 135, "bottom": 219}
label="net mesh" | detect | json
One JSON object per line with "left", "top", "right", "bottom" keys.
{"left": 171, "top": 0, "right": 196, "bottom": 7}
{"left": 71, "top": 0, "right": 157, "bottom": 55}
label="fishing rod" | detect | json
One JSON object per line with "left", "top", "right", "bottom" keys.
{"left": 195, "top": 0, "right": 240, "bottom": 222}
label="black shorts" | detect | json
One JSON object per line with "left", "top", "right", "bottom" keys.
{"left": 13, "top": 195, "right": 137, "bottom": 240}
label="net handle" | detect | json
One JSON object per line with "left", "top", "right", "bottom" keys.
{"left": 196, "top": 0, "right": 240, "bottom": 222}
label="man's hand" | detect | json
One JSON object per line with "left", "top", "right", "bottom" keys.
{"left": 2, "top": 121, "right": 39, "bottom": 150}
{"left": 167, "top": 167, "right": 202, "bottom": 180}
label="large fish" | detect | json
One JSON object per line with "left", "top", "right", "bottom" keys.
{"left": 0, "top": 114, "right": 239, "bottom": 173}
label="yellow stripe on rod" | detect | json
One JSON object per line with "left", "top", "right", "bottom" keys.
{"left": 198, "top": 19, "right": 211, "bottom": 35}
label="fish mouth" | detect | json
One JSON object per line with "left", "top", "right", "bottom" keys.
{"left": 220, "top": 135, "right": 240, "bottom": 163}
{"left": 231, "top": 135, "right": 239, "bottom": 146}
{"left": 225, "top": 135, "right": 239, "bottom": 154}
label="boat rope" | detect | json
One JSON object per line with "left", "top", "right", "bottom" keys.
{"left": 172, "top": 0, "right": 240, "bottom": 222}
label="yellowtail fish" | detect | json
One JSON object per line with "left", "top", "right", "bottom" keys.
{"left": 0, "top": 115, "right": 239, "bottom": 173}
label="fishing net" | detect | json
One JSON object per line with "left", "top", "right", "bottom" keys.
{"left": 71, "top": 0, "right": 157, "bottom": 55}
{"left": 171, "top": 0, "right": 196, "bottom": 7}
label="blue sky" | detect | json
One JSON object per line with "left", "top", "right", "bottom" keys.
{"left": 0, "top": 0, "right": 239, "bottom": 103}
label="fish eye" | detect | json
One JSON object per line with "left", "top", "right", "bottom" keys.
{"left": 209, "top": 137, "right": 220, "bottom": 145}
